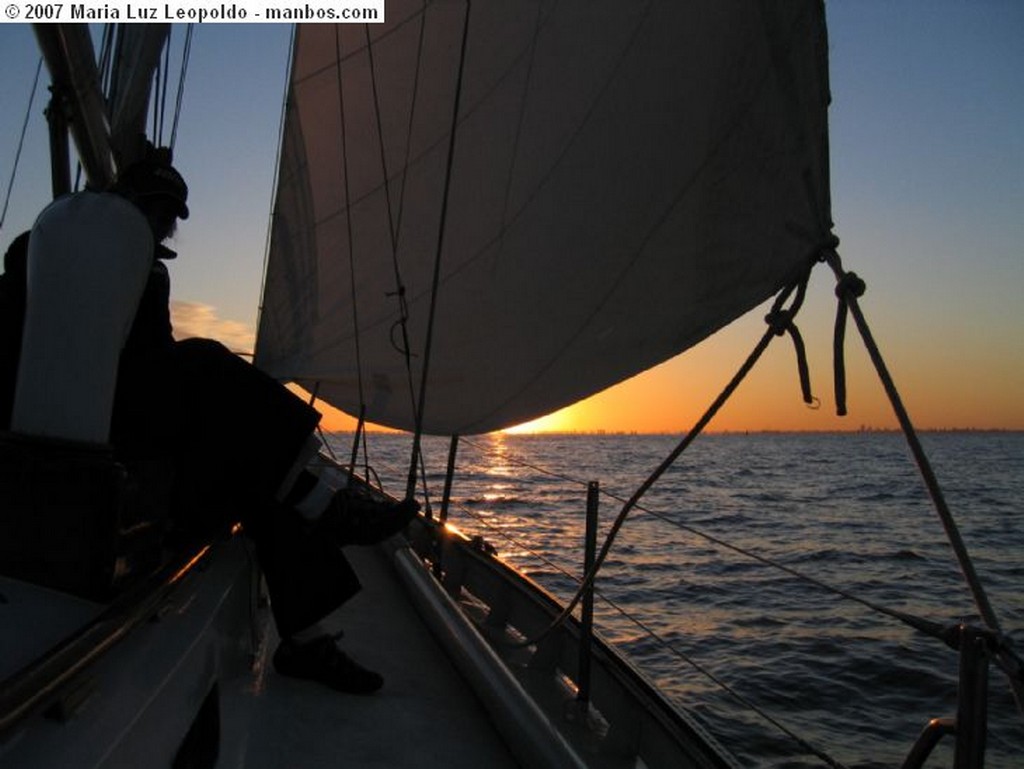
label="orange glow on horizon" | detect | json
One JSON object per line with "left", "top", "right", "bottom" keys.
{"left": 285, "top": 298, "right": 1024, "bottom": 437}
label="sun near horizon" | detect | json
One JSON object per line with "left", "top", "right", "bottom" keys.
{"left": 290, "top": 337, "right": 1024, "bottom": 437}
{"left": 192, "top": 277, "right": 1022, "bottom": 438}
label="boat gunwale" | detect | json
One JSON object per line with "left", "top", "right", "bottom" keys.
{"left": 0, "top": 533, "right": 225, "bottom": 739}
{"left": 402, "top": 514, "right": 741, "bottom": 769}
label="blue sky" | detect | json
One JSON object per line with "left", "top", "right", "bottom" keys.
{"left": 1, "top": 5, "right": 1022, "bottom": 431}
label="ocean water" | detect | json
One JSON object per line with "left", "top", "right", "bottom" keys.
{"left": 325, "top": 431, "right": 1024, "bottom": 768}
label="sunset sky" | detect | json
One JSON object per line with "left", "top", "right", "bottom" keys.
{"left": 1, "top": 4, "right": 1021, "bottom": 434}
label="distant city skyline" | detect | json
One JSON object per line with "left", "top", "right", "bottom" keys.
{"left": 1, "top": 4, "right": 1021, "bottom": 433}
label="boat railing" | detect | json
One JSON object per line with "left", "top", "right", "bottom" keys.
{"left": 396, "top": 437, "right": 1022, "bottom": 769}
{"left": 0, "top": 532, "right": 228, "bottom": 739}
{"left": 396, "top": 510, "right": 740, "bottom": 769}
{"left": 422, "top": 472, "right": 847, "bottom": 767}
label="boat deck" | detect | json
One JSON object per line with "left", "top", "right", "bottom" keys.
{"left": 224, "top": 544, "right": 520, "bottom": 769}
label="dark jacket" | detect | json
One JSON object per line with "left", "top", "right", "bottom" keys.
{"left": 0, "top": 232, "right": 29, "bottom": 429}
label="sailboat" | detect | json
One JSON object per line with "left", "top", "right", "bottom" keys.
{"left": 1, "top": 4, "right": 1021, "bottom": 768}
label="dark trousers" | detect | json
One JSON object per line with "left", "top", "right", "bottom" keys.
{"left": 113, "top": 337, "right": 359, "bottom": 637}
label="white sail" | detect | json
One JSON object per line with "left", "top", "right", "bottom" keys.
{"left": 255, "top": 0, "right": 832, "bottom": 435}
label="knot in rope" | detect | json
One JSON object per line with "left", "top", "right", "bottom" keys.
{"left": 765, "top": 272, "right": 815, "bottom": 406}
{"left": 835, "top": 271, "right": 866, "bottom": 300}
{"left": 764, "top": 308, "right": 796, "bottom": 337}
{"left": 833, "top": 269, "right": 868, "bottom": 416}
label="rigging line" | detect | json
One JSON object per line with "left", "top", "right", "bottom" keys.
{"left": 108, "top": 26, "right": 125, "bottom": 114}
{"left": 362, "top": 23, "right": 400, "bottom": 257}
{"left": 153, "top": 37, "right": 168, "bottom": 145}
{"left": 461, "top": 430, "right": 952, "bottom": 641}
{"left": 150, "top": 49, "right": 162, "bottom": 145}
{"left": 826, "top": 249, "right": 1024, "bottom": 719}
{"left": 169, "top": 24, "right": 194, "bottom": 151}
{"left": 334, "top": 25, "right": 381, "bottom": 486}
{"left": 452, "top": 493, "right": 843, "bottom": 769}
{"left": 766, "top": 272, "right": 817, "bottom": 407}
{"left": 97, "top": 25, "right": 116, "bottom": 101}
{"left": 509, "top": 278, "right": 805, "bottom": 649}
{"left": 640, "top": 503, "right": 949, "bottom": 640}
{"left": 405, "top": 0, "right": 473, "bottom": 501}
{"left": 824, "top": 252, "right": 1001, "bottom": 634}
{"left": 388, "top": 1, "right": 427, "bottom": 250}
{"left": 832, "top": 270, "right": 859, "bottom": 416}
{"left": 383, "top": 6, "right": 434, "bottom": 506}
{"left": 599, "top": 588, "right": 850, "bottom": 769}
{"left": 334, "top": 27, "right": 368, "bottom": 414}
{"left": 361, "top": 16, "right": 422, "bottom": 470}
{"left": 254, "top": 24, "right": 295, "bottom": 343}
{"left": 0, "top": 57, "right": 42, "bottom": 234}
{"left": 160, "top": 34, "right": 172, "bottom": 145}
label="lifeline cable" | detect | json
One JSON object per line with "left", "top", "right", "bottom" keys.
{"left": 508, "top": 273, "right": 812, "bottom": 649}
{"left": 450, "top": 443, "right": 850, "bottom": 768}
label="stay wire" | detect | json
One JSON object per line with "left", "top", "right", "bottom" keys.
{"left": 333, "top": 27, "right": 368, "bottom": 428}
{"left": 826, "top": 251, "right": 999, "bottom": 633}
{"left": 0, "top": 57, "right": 42, "bottom": 235}
{"left": 507, "top": 275, "right": 809, "bottom": 650}
{"left": 362, "top": 14, "right": 431, "bottom": 503}
{"left": 449, "top": 490, "right": 847, "bottom": 767}
{"left": 254, "top": 24, "right": 295, "bottom": 353}
{"left": 406, "top": 0, "right": 472, "bottom": 501}
{"left": 454, "top": 256, "right": 957, "bottom": 645}
{"left": 825, "top": 248, "right": 1024, "bottom": 717}
{"left": 466, "top": 426, "right": 961, "bottom": 648}
{"left": 97, "top": 25, "right": 115, "bottom": 98}
{"left": 169, "top": 25, "right": 194, "bottom": 151}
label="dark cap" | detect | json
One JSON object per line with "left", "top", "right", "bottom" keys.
{"left": 117, "top": 158, "right": 190, "bottom": 220}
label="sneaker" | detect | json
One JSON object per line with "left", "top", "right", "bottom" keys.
{"left": 273, "top": 633, "right": 383, "bottom": 695}
{"left": 320, "top": 489, "right": 420, "bottom": 546}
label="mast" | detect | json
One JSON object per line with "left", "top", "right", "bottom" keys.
{"left": 32, "top": 24, "right": 170, "bottom": 191}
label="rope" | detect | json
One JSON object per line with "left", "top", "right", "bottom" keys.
{"left": 825, "top": 248, "right": 1024, "bottom": 717}
{"left": 254, "top": 25, "right": 295, "bottom": 353}
{"left": 463, "top": 430, "right": 950, "bottom": 644}
{"left": 448, "top": 453, "right": 850, "bottom": 768}
{"left": 832, "top": 269, "right": 865, "bottom": 416}
{"left": 595, "top": 584, "right": 850, "bottom": 769}
{"left": 150, "top": 42, "right": 166, "bottom": 144}
{"left": 825, "top": 251, "right": 1000, "bottom": 632}
{"left": 169, "top": 25, "right": 194, "bottom": 151}
{"left": 406, "top": 0, "right": 473, "bottom": 500}
{"left": 507, "top": 275, "right": 810, "bottom": 649}
{"left": 159, "top": 37, "right": 171, "bottom": 144}
{"left": 1, "top": 57, "right": 42, "bottom": 234}
{"left": 362, "top": 14, "right": 431, "bottom": 501}
{"left": 97, "top": 25, "right": 116, "bottom": 98}
{"left": 382, "top": 3, "right": 427, "bottom": 380}
{"left": 764, "top": 271, "right": 816, "bottom": 406}
{"left": 333, "top": 28, "right": 368, "bottom": 419}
